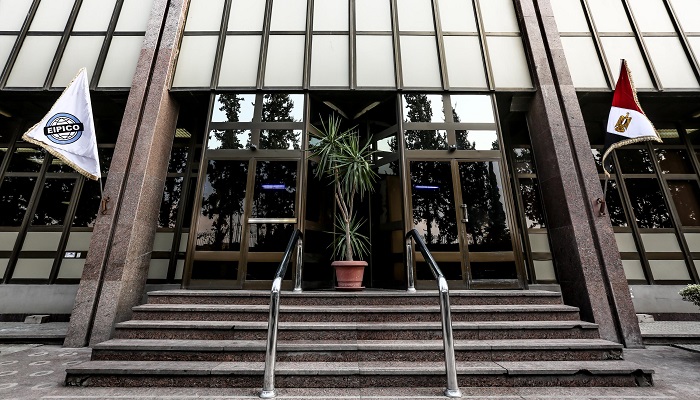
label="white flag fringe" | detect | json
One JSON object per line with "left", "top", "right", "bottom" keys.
{"left": 22, "top": 68, "right": 101, "bottom": 180}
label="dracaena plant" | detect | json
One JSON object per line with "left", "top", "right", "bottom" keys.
{"left": 309, "top": 115, "right": 377, "bottom": 261}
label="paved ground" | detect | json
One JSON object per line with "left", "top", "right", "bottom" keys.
{"left": 0, "top": 344, "right": 698, "bottom": 399}
{"left": 638, "top": 321, "right": 700, "bottom": 336}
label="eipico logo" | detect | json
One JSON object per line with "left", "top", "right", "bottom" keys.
{"left": 43, "top": 113, "right": 84, "bottom": 145}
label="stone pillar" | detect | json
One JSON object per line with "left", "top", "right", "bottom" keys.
{"left": 514, "top": 0, "right": 643, "bottom": 347}
{"left": 64, "top": 0, "right": 190, "bottom": 347}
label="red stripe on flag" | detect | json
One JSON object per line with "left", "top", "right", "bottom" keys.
{"left": 611, "top": 60, "right": 643, "bottom": 113}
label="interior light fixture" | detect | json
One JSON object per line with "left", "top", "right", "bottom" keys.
{"left": 353, "top": 101, "right": 381, "bottom": 119}
{"left": 692, "top": 110, "right": 700, "bottom": 119}
{"left": 0, "top": 108, "right": 11, "bottom": 118}
{"left": 322, "top": 101, "right": 349, "bottom": 119}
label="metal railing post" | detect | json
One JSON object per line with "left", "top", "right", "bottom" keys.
{"left": 406, "top": 239, "right": 416, "bottom": 293}
{"left": 438, "top": 277, "right": 461, "bottom": 398}
{"left": 294, "top": 238, "right": 303, "bottom": 292}
{"left": 261, "top": 277, "right": 282, "bottom": 399}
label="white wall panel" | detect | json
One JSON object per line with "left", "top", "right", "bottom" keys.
{"left": 356, "top": 0, "right": 392, "bottom": 31}
{"left": 148, "top": 259, "right": 169, "bottom": 279}
{"left": 622, "top": 260, "right": 646, "bottom": 280}
{"left": 53, "top": 36, "right": 104, "bottom": 87}
{"left": 443, "top": 36, "right": 487, "bottom": 89}
{"left": 641, "top": 232, "right": 682, "bottom": 252}
{"left": 6, "top": 36, "right": 61, "bottom": 87}
{"left": 314, "top": 0, "right": 348, "bottom": 31}
{"left": 270, "top": 0, "right": 307, "bottom": 31}
{"left": 153, "top": 232, "right": 174, "bottom": 252}
{"left": 115, "top": 0, "right": 155, "bottom": 32}
{"left": 690, "top": 38, "right": 700, "bottom": 68}
{"left": 74, "top": 0, "right": 117, "bottom": 32}
{"left": 438, "top": 0, "right": 477, "bottom": 33}
{"left": 649, "top": 260, "right": 691, "bottom": 280}
{"left": 0, "top": 36, "right": 16, "bottom": 80}
{"left": 29, "top": 0, "right": 74, "bottom": 32}
{"left": 587, "top": 0, "right": 633, "bottom": 33}
{"left": 175, "top": 260, "right": 185, "bottom": 279}
{"left": 21, "top": 232, "right": 61, "bottom": 252}
{"left": 218, "top": 35, "right": 261, "bottom": 87}
{"left": 669, "top": 0, "right": 700, "bottom": 33}
{"left": 549, "top": 0, "right": 589, "bottom": 33}
{"left": 0, "top": 259, "right": 7, "bottom": 279}
{"left": 172, "top": 36, "right": 218, "bottom": 87}
{"left": 0, "top": 0, "right": 33, "bottom": 31}
{"left": 479, "top": 0, "right": 519, "bottom": 33}
{"left": 185, "top": 0, "right": 225, "bottom": 32}
{"left": 529, "top": 233, "right": 551, "bottom": 253}
{"left": 601, "top": 37, "right": 654, "bottom": 89}
{"left": 534, "top": 260, "right": 556, "bottom": 281}
{"left": 99, "top": 36, "right": 145, "bottom": 87}
{"left": 397, "top": 0, "right": 435, "bottom": 32}
{"left": 629, "top": 0, "right": 675, "bottom": 33}
{"left": 229, "top": 0, "right": 266, "bottom": 31}
{"left": 356, "top": 35, "right": 395, "bottom": 87}
{"left": 66, "top": 232, "right": 92, "bottom": 252}
{"left": 13, "top": 259, "right": 53, "bottom": 279}
{"left": 486, "top": 36, "right": 533, "bottom": 89}
{"left": 645, "top": 37, "right": 699, "bottom": 89}
{"left": 0, "top": 232, "right": 18, "bottom": 252}
{"left": 561, "top": 37, "right": 607, "bottom": 89}
{"left": 615, "top": 232, "right": 638, "bottom": 253}
{"left": 310, "top": 35, "right": 349, "bottom": 87}
{"left": 400, "top": 36, "right": 441, "bottom": 88}
{"left": 179, "top": 233, "right": 189, "bottom": 252}
{"left": 58, "top": 259, "right": 85, "bottom": 279}
{"left": 264, "top": 35, "right": 305, "bottom": 87}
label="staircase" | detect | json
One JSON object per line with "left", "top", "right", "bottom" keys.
{"left": 65, "top": 289, "right": 653, "bottom": 390}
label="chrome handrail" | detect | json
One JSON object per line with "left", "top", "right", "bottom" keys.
{"left": 405, "top": 229, "right": 462, "bottom": 398}
{"left": 260, "top": 229, "right": 303, "bottom": 399}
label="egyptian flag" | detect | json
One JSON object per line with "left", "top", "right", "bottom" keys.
{"left": 601, "top": 60, "right": 661, "bottom": 176}
{"left": 22, "top": 68, "right": 101, "bottom": 180}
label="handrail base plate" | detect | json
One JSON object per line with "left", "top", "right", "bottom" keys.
{"left": 444, "top": 388, "right": 462, "bottom": 398}
{"left": 260, "top": 389, "right": 276, "bottom": 399}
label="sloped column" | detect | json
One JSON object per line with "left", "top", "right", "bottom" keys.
{"left": 64, "top": 0, "right": 190, "bottom": 347}
{"left": 514, "top": 0, "right": 643, "bottom": 347}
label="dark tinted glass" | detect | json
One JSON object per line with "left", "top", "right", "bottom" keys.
{"left": 168, "top": 148, "right": 189, "bottom": 173}
{"left": 625, "top": 179, "right": 672, "bottom": 228}
{"left": 417, "top": 261, "right": 462, "bottom": 281}
{"left": 519, "top": 178, "right": 545, "bottom": 229}
{"left": 602, "top": 180, "right": 627, "bottom": 227}
{"left": 248, "top": 223, "right": 294, "bottom": 252}
{"left": 668, "top": 180, "right": 700, "bottom": 226}
{"left": 617, "top": 149, "right": 654, "bottom": 174}
{"left": 0, "top": 177, "right": 37, "bottom": 226}
{"left": 251, "top": 161, "right": 297, "bottom": 218}
{"left": 191, "top": 260, "right": 238, "bottom": 280}
{"left": 8, "top": 148, "right": 45, "bottom": 172}
{"left": 513, "top": 148, "right": 536, "bottom": 174}
{"left": 410, "top": 161, "right": 459, "bottom": 252}
{"left": 32, "top": 179, "right": 75, "bottom": 225}
{"left": 405, "top": 130, "right": 448, "bottom": 150}
{"left": 471, "top": 262, "right": 518, "bottom": 280}
{"left": 72, "top": 179, "right": 102, "bottom": 227}
{"left": 655, "top": 149, "right": 694, "bottom": 174}
{"left": 158, "top": 177, "right": 184, "bottom": 228}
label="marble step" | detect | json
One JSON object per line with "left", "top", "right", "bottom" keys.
{"left": 114, "top": 320, "right": 600, "bottom": 341}
{"left": 65, "top": 360, "right": 653, "bottom": 388}
{"left": 131, "top": 304, "right": 581, "bottom": 322}
{"left": 146, "top": 289, "right": 563, "bottom": 306}
{"left": 90, "top": 338, "right": 623, "bottom": 362}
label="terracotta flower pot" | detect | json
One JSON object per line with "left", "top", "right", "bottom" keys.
{"left": 332, "top": 260, "right": 367, "bottom": 290}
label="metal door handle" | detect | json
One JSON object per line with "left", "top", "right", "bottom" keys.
{"left": 460, "top": 204, "right": 468, "bottom": 223}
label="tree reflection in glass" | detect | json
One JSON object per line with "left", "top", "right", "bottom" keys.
{"left": 625, "top": 179, "right": 672, "bottom": 228}
{"left": 403, "top": 94, "right": 447, "bottom": 150}
{"left": 208, "top": 94, "right": 252, "bottom": 149}
{"left": 668, "top": 180, "right": 700, "bottom": 226}
{"left": 159, "top": 177, "right": 183, "bottom": 228}
{"left": 617, "top": 149, "right": 654, "bottom": 174}
{"left": 0, "top": 177, "right": 37, "bottom": 226}
{"left": 410, "top": 161, "right": 459, "bottom": 252}
{"left": 260, "top": 94, "right": 302, "bottom": 150}
{"left": 32, "top": 179, "right": 75, "bottom": 225}
{"left": 459, "top": 161, "right": 512, "bottom": 252}
{"left": 519, "top": 178, "right": 545, "bottom": 229}
{"left": 602, "top": 180, "right": 627, "bottom": 227}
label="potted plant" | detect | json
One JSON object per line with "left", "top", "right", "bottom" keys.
{"left": 309, "top": 115, "right": 377, "bottom": 290}
{"left": 679, "top": 284, "right": 700, "bottom": 309}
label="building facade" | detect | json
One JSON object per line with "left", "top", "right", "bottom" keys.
{"left": 0, "top": 0, "right": 699, "bottom": 347}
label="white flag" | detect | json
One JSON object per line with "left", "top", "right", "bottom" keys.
{"left": 22, "top": 68, "right": 101, "bottom": 180}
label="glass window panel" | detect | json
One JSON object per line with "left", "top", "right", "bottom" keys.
{"left": 519, "top": 178, "right": 546, "bottom": 229}
{"left": 456, "top": 130, "right": 498, "bottom": 150}
{"left": 513, "top": 148, "right": 536, "bottom": 174}
{"left": 668, "top": 180, "right": 700, "bottom": 226}
{"left": 57, "top": 258, "right": 84, "bottom": 279}
{"left": 212, "top": 94, "right": 256, "bottom": 122}
{"left": 587, "top": 0, "right": 633, "bottom": 33}
{"left": 270, "top": 0, "right": 307, "bottom": 31}
{"left": 603, "top": 180, "right": 628, "bottom": 227}
{"left": 311, "top": 35, "right": 349, "bottom": 87}
{"left": 209, "top": 129, "right": 249, "bottom": 149}
{"left": 449, "top": 95, "right": 494, "bottom": 123}
{"left": 261, "top": 130, "right": 302, "bottom": 150}
{"left": 669, "top": 0, "right": 700, "bottom": 33}
{"left": 248, "top": 223, "right": 294, "bottom": 251}
{"left": 625, "top": 178, "right": 672, "bottom": 228}
{"left": 438, "top": 0, "right": 477, "bottom": 32}
{"left": 262, "top": 93, "right": 304, "bottom": 122}
{"left": 645, "top": 37, "right": 700, "bottom": 89}
{"left": 356, "top": 35, "right": 395, "bottom": 87}
{"left": 355, "top": 0, "right": 392, "bottom": 32}
{"left": 8, "top": 147, "right": 45, "bottom": 172}
{"left": 21, "top": 232, "right": 62, "bottom": 251}
{"left": 29, "top": 0, "right": 74, "bottom": 32}
{"left": 443, "top": 36, "right": 487, "bottom": 89}
{"left": 6, "top": 36, "right": 61, "bottom": 87}
{"left": 629, "top": 0, "right": 675, "bottom": 33}
{"left": 410, "top": 161, "right": 459, "bottom": 252}
{"left": 486, "top": 36, "right": 533, "bottom": 89}
{"left": 656, "top": 149, "right": 694, "bottom": 174}
{"left": 0, "top": 0, "right": 33, "bottom": 31}
{"left": 251, "top": 161, "right": 297, "bottom": 218}
{"left": 65, "top": 231, "right": 92, "bottom": 251}
{"left": 191, "top": 260, "right": 239, "bottom": 280}
{"left": 417, "top": 261, "right": 462, "bottom": 280}
{"left": 246, "top": 261, "right": 293, "bottom": 280}
{"left": 459, "top": 161, "right": 512, "bottom": 252}
{"left": 549, "top": 0, "right": 589, "bottom": 33}
{"left": 314, "top": 0, "right": 348, "bottom": 31}
{"left": 172, "top": 35, "right": 218, "bottom": 87}
{"left": 561, "top": 37, "right": 608, "bottom": 89}
{"left": 218, "top": 35, "right": 261, "bottom": 87}
{"left": 479, "top": 0, "right": 519, "bottom": 33}
{"left": 471, "top": 262, "right": 518, "bottom": 280}
{"left": 400, "top": 36, "right": 441, "bottom": 88}
{"left": 99, "top": 35, "right": 145, "bottom": 87}
{"left": 649, "top": 260, "right": 690, "bottom": 281}
{"left": 397, "top": 0, "right": 435, "bottom": 32}
{"left": 98, "top": 148, "right": 113, "bottom": 175}
{"left": 72, "top": 179, "right": 101, "bottom": 227}
{"left": 168, "top": 147, "right": 188, "bottom": 173}
{"left": 52, "top": 36, "right": 104, "bottom": 87}
{"left": 405, "top": 130, "right": 448, "bottom": 150}
{"left": 617, "top": 148, "right": 654, "bottom": 174}
{"left": 403, "top": 94, "right": 446, "bottom": 122}
{"left": 0, "top": 232, "right": 18, "bottom": 251}
{"left": 601, "top": 38, "right": 654, "bottom": 89}
{"left": 32, "top": 179, "right": 75, "bottom": 226}
{"left": 0, "top": 36, "right": 16, "bottom": 75}
{"left": 115, "top": 0, "right": 155, "bottom": 32}
{"left": 158, "top": 177, "right": 183, "bottom": 228}
{"left": 12, "top": 259, "right": 53, "bottom": 280}
{"left": 184, "top": 0, "right": 225, "bottom": 32}
{"left": 264, "top": 35, "right": 305, "bottom": 87}
{"left": 73, "top": 0, "right": 117, "bottom": 32}
{"left": 229, "top": 0, "right": 266, "bottom": 31}
{"left": 197, "top": 160, "right": 248, "bottom": 251}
